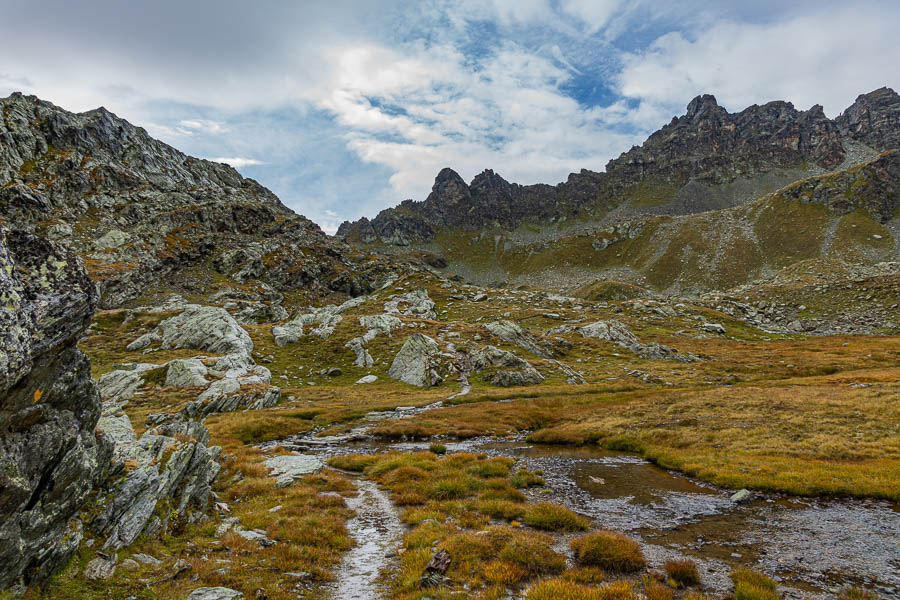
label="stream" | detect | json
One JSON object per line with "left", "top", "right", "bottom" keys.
{"left": 265, "top": 406, "right": 900, "bottom": 599}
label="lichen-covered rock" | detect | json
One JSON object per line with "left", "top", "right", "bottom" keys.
{"left": 388, "top": 334, "right": 444, "bottom": 387}
{"left": 484, "top": 320, "right": 551, "bottom": 358}
{"left": 580, "top": 320, "right": 697, "bottom": 362}
{"left": 187, "top": 587, "right": 243, "bottom": 600}
{"left": 384, "top": 288, "right": 436, "bottom": 319}
{"left": 579, "top": 320, "right": 640, "bottom": 346}
{"left": 93, "top": 412, "right": 220, "bottom": 550}
{"left": 234, "top": 301, "right": 289, "bottom": 325}
{"left": 0, "top": 227, "right": 112, "bottom": 588}
{"left": 272, "top": 296, "right": 366, "bottom": 346}
{"left": 359, "top": 314, "right": 403, "bottom": 336}
{"left": 97, "top": 363, "right": 157, "bottom": 400}
{"left": 165, "top": 358, "right": 210, "bottom": 387}
{"left": 264, "top": 454, "right": 323, "bottom": 488}
{"left": 471, "top": 345, "right": 544, "bottom": 387}
{"left": 181, "top": 381, "right": 280, "bottom": 420}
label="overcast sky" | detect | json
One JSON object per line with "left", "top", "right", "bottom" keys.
{"left": 2, "top": 0, "right": 898, "bottom": 232}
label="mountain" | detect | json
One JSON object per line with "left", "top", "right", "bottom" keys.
{"left": 336, "top": 88, "right": 900, "bottom": 293}
{"left": 0, "top": 93, "right": 393, "bottom": 309}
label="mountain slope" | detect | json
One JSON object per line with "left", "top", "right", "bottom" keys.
{"left": 0, "top": 93, "right": 392, "bottom": 308}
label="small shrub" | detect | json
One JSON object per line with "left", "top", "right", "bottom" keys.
{"left": 523, "top": 502, "right": 591, "bottom": 531}
{"left": 731, "top": 568, "right": 778, "bottom": 600}
{"left": 527, "top": 579, "right": 635, "bottom": 600}
{"left": 428, "top": 476, "right": 472, "bottom": 500}
{"left": 570, "top": 531, "right": 646, "bottom": 573}
{"left": 527, "top": 579, "right": 602, "bottom": 600}
{"left": 393, "top": 490, "right": 428, "bottom": 506}
{"left": 645, "top": 580, "right": 674, "bottom": 600}
{"left": 479, "top": 484, "right": 526, "bottom": 503}
{"left": 664, "top": 559, "right": 700, "bottom": 587}
{"left": 468, "top": 457, "right": 515, "bottom": 478}
{"left": 484, "top": 560, "right": 528, "bottom": 585}
{"left": 429, "top": 443, "right": 447, "bottom": 454}
{"left": 477, "top": 499, "right": 526, "bottom": 521}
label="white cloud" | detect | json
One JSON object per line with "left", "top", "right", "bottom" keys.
{"left": 559, "top": 0, "right": 623, "bottom": 33}
{"left": 618, "top": 5, "right": 900, "bottom": 117}
{"left": 208, "top": 157, "right": 264, "bottom": 168}
{"left": 179, "top": 119, "right": 228, "bottom": 134}
{"left": 313, "top": 40, "right": 643, "bottom": 200}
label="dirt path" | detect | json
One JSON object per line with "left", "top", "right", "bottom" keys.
{"left": 325, "top": 477, "right": 403, "bottom": 599}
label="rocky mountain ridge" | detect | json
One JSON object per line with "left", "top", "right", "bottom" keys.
{"left": 338, "top": 87, "right": 900, "bottom": 246}
{"left": 0, "top": 92, "right": 392, "bottom": 309}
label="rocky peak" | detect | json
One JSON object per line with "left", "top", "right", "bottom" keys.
{"left": 470, "top": 169, "right": 515, "bottom": 193}
{"left": 685, "top": 94, "right": 723, "bottom": 120}
{"left": 426, "top": 168, "right": 471, "bottom": 205}
{"left": 836, "top": 86, "right": 900, "bottom": 151}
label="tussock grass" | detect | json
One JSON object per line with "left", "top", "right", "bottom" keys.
{"left": 523, "top": 502, "right": 591, "bottom": 531}
{"left": 570, "top": 531, "right": 646, "bottom": 573}
{"left": 731, "top": 567, "right": 778, "bottom": 600}
{"left": 664, "top": 559, "right": 700, "bottom": 587}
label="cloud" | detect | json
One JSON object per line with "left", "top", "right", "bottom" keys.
{"left": 0, "top": 0, "right": 896, "bottom": 231}
{"left": 208, "top": 157, "right": 264, "bottom": 168}
{"left": 618, "top": 3, "right": 900, "bottom": 117}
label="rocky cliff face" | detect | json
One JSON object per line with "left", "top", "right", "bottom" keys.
{"left": 0, "top": 93, "right": 390, "bottom": 307}
{"left": 338, "top": 88, "right": 900, "bottom": 246}
{"left": 0, "top": 225, "right": 111, "bottom": 588}
{"left": 836, "top": 87, "right": 900, "bottom": 152}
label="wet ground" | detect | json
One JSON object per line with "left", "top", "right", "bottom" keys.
{"left": 266, "top": 406, "right": 900, "bottom": 599}
{"left": 322, "top": 477, "right": 402, "bottom": 600}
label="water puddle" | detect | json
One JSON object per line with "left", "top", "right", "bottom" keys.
{"left": 476, "top": 441, "right": 900, "bottom": 599}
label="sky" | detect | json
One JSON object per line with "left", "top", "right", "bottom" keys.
{"left": 2, "top": 0, "right": 898, "bottom": 233}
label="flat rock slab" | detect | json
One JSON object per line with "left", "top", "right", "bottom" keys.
{"left": 265, "top": 454, "right": 323, "bottom": 487}
{"left": 187, "top": 588, "right": 243, "bottom": 600}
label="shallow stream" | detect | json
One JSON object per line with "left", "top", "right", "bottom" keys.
{"left": 267, "top": 405, "right": 900, "bottom": 599}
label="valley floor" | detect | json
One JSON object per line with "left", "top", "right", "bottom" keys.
{"left": 16, "top": 273, "right": 899, "bottom": 600}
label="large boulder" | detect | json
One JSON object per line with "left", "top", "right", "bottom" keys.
{"left": 0, "top": 227, "right": 112, "bottom": 587}
{"left": 471, "top": 345, "right": 544, "bottom": 387}
{"left": 388, "top": 334, "right": 444, "bottom": 387}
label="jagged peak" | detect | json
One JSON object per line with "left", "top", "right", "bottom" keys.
{"left": 470, "top": 168, "right": 511, "bottom": 190}
{"left": 685, "top": 94, "right": 720, "bottom": 119}
{"left": 434, "top": 167, "right": 465, "bottom": 185}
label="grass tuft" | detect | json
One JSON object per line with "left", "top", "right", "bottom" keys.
{"left": 570, "top": 531, "right": 646, "bottom": 573}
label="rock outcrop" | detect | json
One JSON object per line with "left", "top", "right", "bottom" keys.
{"left": 0, "top": 92, "right": 390, "bottom": 308}
{"left": 388, "top": 334, "right": 445, "bottom": 387}
{"left": 0, "top": 226, "right": 111, "bottom": 587}
{"left": 92, "top": 413, "right": 220, "bottom": 550}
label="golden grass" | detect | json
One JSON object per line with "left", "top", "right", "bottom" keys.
{"left": 570, "top": 531, "right": 646, "bottom": 573}
{"left": 731, "top": 568, "right": 779, "bottom": 600}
